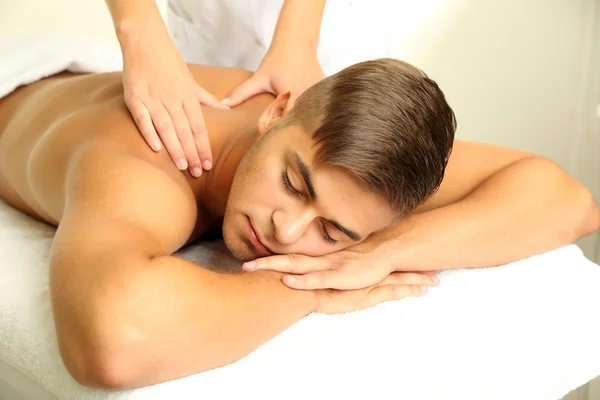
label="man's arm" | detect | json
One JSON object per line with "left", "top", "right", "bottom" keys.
{"left": 244, "top": 140, "right": 599, "bottom": 290}
{"left": 385, "top": 140, "right": 600, "bottom": 270}
{"left": 51, "top": 148, "right": 315, "bottom": 389}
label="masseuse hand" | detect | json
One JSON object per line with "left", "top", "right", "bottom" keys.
{"left": 221, "top": 43, "right": 325, "bottom": 107}
{"left": 242, "top": 239, "right": 440, "bottom": 291}
{"left": 122, "top": 27, "right": 228, "bottom": 176}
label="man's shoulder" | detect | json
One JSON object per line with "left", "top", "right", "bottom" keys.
{"left": 67, "top": 130, "right": 202, "bottom": 253}
{"left": 186, "top": 64, "right": 254, "bottom": 100}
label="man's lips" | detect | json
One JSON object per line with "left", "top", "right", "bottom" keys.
{"left": 245, "top": 216, "right": 274, "bottom": 256}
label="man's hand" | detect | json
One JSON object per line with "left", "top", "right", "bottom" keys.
{"left": 242, "top": 240, "right": 439, "bottom": 290}
{"left": 314, "top": 272, "right": 437, "bottom": 315}
{"left": 121, "top": 23, "right": 228, "bottom": 177}
{"left": 221, "top": 44, "right": 325, "bottom": 107}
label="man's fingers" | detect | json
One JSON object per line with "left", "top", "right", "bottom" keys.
{"left": 365, "top": 273, "right": 439, "bottom": 308}
{"left": 127, "top": 100, "right": 162, "bottom": 152}
{"left": 282, "top": 269, "right": 343, "bottom": 290}
{"left": 197, "top": 86, "right": 229, "bottom": 110}
{"left": 183, "top": 98, "right": 212, "bottom": 172}
{"left": 285, "top": 270, "right": 440, "bottom": 291}
{"left": 221, "top": 76, "right": 269, "bottom": 107}
{"left": 283, "top": 267, "right": 380, "bottom": 291}
{"left": 366, "top": 284, "right": 425, "bottom": 308}
{"left": 242, "top": 253, "right": 327, "bottom": 274}
{"left": 377, "top": 272, "right": 440, "bottom": 287}
{"left": 146, "top": 102, "right": 187, "bottom": 170}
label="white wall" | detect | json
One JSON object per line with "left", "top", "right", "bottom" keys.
{"left": 387, "top": 0, "right": 599, "bottom": 260}
{"left": 0, "top": 0, "right": 168, "bottom": 46}
{"left": 0, "top": 0, "right": 121, "bottom": 46}
{"left": 0, "top": 0, "right": 598, "bottom": 261}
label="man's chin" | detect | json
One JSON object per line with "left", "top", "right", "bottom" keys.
{"left": 222, "top": 231, "right": 254, "bottom": 262}
{"left": 222, "top": 211, "right": 260, "bottom": 261}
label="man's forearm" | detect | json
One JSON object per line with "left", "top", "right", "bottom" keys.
{"left": 272, "top": 0, "right": 327, "bottom": 50}
{"left": 385, "top": 157, "right": 600, "bottom": 271}
{"left": 84, "top": 255, "right": 316, "bottom": 388}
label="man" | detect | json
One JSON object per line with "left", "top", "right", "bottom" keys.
{"left": 0, "top": 59, "right": 597, "bottom": 390}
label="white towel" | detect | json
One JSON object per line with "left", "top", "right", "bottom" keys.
{"left": 0, "top": 33, "right": 599, "bottom": 400}
{"left": 1, "top": 197, "right": 600, "bottom": 400}
{"left": 0, "top": 32, "right": 122, "bottom": 99}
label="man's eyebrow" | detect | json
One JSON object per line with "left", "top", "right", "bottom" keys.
{"left": 330, "top": 220, "right": 362, "bottom": 242}
{"left": 293, "top": 151, "right": 362, "bottom": 242}
{"left": 294, "top": 152, "right": 317, "bottom": 200}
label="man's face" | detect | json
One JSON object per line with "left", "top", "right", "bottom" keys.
{"left": 222, "top": 115, "right": 396, "bottom": 261}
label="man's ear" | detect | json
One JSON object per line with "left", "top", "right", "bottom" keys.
{"left": 258, "top": 91, "right": 297, "bottom": 135}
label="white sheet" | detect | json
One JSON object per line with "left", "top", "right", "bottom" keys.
{"left": 1, "top": 32, "right": 600, "bottom": 400}
{"left": 2, "top": 199, "right": 600, "bottom": 400}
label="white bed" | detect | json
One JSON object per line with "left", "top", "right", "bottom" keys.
{"left": 1, "top": 195, "right": 600, "bottom": 400}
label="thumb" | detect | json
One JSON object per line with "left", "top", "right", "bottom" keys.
{"left": 196, "top": 85, "right": 230, "bottom": 110}
{"left": 221, "top": 76, "right": 270, "bottom": 107}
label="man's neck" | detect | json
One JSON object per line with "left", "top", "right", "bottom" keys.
{"left": 186, "top": 102, "right": 270, "bottom": 218}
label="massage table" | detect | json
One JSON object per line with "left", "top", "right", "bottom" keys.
{"left": 1, "top": 33, "right": 599, "bottom": 400}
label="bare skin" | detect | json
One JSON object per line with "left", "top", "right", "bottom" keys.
{"left": 1, "top": 63, "right": 597, "bottom": 389}
{"left": 106, "top": 0, "right": 325, "bottom": 173}
{"left": 0, "top": 65, "right": 433, "bottom": 388}
{"left": 0, "top": 65, "right": 265, "bottom": 231}
{"left": 0, "top": 67, "right": 304, "bottom": 388}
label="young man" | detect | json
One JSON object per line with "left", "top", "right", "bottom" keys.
{"left": 0, "top": 59, "right": 597, "bottom": 390}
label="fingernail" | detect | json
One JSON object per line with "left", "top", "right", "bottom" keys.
{"left": 431, "top": 275, "right": 440, "bottom": 284}
{"left": 420, "top": 286, "right": 428, "bottom": 294}
{"left": 243, "top": 261, "right": 256, "bottom": 270}
{"left": 191, "top": 167, "right": 202, "bottom": 177}
{"left": 178, "top": 158, "right": 188, "bottom": 170}
{"left": 203, "top": 160, "right": 212, "bottom": 170}
{"left": 152, "top": 140, "right": 162, "bottom": 151}
{"left": 220, "top": 97, "right": 230, "bottom": 104}
{"left": 284, "top": 276, "right": 296, "bottom": 285}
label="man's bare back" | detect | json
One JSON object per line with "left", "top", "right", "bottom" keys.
{"left": 0, "top": 65, "right": 272, "bottom": 238}
{"left": 0, "top": 66, "right": 320, "bottom": 388}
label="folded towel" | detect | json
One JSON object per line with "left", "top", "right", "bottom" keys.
{"left": 0, "top": 32, "right": 122, "bottom": 99}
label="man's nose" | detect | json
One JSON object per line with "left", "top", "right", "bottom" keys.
{"left": 272, "top": 207, "right": 314, "bottom": 245}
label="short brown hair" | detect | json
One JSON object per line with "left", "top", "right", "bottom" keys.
{"left": 286, "top": 58, "right": 456, "bottom": 216}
